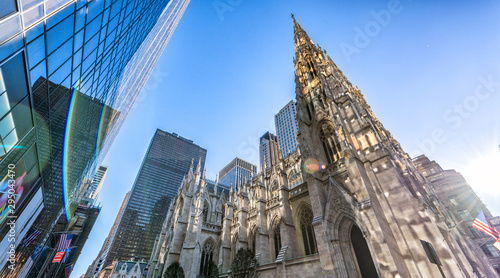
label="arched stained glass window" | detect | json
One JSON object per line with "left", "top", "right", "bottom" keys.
{"left": 199, "top": 239, "right": 215, "bottom": 276}
{"left": 271, "top": 181, "right": 279, "bottom": 198}
{"left": 299, "top": 206, "right": 318, "bottom": 255}
{"left": 319, "top": 122, "right": 342, "bottom": 164}
{"left": 288, "top": 170, "right": 302, "bottom": 189}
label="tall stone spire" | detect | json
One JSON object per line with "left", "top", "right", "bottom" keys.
{"left": 292, "top": 15, "right": 315, "bottom": 52}
{"left": 292, "top": 15, "right": 354, "bottom": 96}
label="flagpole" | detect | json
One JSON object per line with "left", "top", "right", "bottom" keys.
{"left": 28, "top": 232, "right": 57, "bottom": 278}
{"left": 477, "top": 237, "right": 496, "bottom": 248}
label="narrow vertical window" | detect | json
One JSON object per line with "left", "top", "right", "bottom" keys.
{"left": 300, "top": 206, "right": 317, "bottom": 255}
{"left": 319, "top": 122, "right": 342, "bottom": 164}
{"left": 203, "top": 201, "right": 209, "bottom": 222}
{"left": 273, "top": 221, "right": 282, "bottom": 259}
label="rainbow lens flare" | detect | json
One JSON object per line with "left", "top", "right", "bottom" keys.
{"left": 62, "top": 79, "right": 81, "bottom": 221}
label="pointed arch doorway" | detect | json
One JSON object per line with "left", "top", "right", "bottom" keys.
{"left": 350, "top": 225, "right": 379, "bottom": 278}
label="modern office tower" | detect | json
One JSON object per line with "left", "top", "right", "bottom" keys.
{"left": 259, "top": 132, "right": 280, "bottom": 172}
{"left": 81, "top": 165, "right": 108, "bottom": 206}
{"left": 103, "top": 129, "right": 206, "bottom": 267}
{"left": 413, "top": 155, "right": 500, "bottom": 276}
{"left": 274, "top": 100, "right": 299, "bottom": 158}
{"left": 218, "top": 157, "right": 257, "bottom": 189}
{"left": 84, "top": 192, "right": 130, "bottom": 278}
{"left": 0, "top": 0, "right": 190, "bottom": 275}
{"left": 0, "top": 78, "right": 119, "bottom": 277}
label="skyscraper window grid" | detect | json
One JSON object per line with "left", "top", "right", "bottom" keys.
{"left": 218, "top": 157, "right": 257, "bottom": 189}
{"left": 0, "top": 0, "right": 190, "bottom": 275}
{"left": 102, "top": 129, "right": 206, "bottom": 267}
{"left": 275, "top": 100, "right": 299, "bottom": 158}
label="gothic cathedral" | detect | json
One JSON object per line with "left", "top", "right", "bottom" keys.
{"left": 147, "top": 17, "right": 483, "bottom": 278}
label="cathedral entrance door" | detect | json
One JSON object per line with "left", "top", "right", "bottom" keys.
{"left": 350, "top": 225, "right": 379, "bottom": 278}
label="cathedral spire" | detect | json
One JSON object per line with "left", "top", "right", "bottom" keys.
{"left": 292, "top": 15, "right": 315, "bottom": 52}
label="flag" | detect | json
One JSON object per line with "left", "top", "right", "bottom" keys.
{"left": 494, "top": 241, "right": 500, "bottom": 251}
{"left": 22, "top": 228, "right": 42, "bottom": 247}
{"left": 30, "top": 245, "right": 45, "bottom": 260}
{"left": 493, "top": 226, "right": 500, "bottom": 238}
{"left": 52, "top": 251, "right": 65, "bottom": 263}
{"left": 472, "top": 210, "right": 499, "bottom": 239}
{"left": 64, "top": 265, "right": 72, "bottom": 278}
{"left": 56, "top": 234, "right": 73, "bottom": 251}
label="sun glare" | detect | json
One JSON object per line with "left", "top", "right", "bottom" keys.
{"left": 461, "top": 148, "right": 500, "bottom": 210}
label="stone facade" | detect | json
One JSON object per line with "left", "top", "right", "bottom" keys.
{"left": 413, "top": 155, "right": 500, "bottom": 276}
{"left": 110, "top": 260, "right": 148, "bottom": 278}
{"left": 146, "top": 17, "right": 488, "bottom": 278}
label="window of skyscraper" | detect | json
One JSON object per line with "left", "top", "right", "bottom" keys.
{"left": 0, "top": 0, "right": 17, "bottom": 20}
{"left": 0, "top": 52, "right": 33, "bottom": 156}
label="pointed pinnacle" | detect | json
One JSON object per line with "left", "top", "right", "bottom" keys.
{"left": 292, "top": 15, "right": 314, "bottom": 49}
{"left": 196, "top": 157, "right": 202, "bottom": 173}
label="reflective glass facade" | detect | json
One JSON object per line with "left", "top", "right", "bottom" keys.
{"left": 218, "top": 157, "right": 257, "bottom": 189}
{"left": 104, "top": 129, "right": 206, "bottom": 265}
{"left": 275, "top": 100, "right": 299, "bottom": 158}
{"left": 0, "top": 0, "right": 190, "bottom": 276}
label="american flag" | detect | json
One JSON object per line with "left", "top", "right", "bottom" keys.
{"left": 30, "top": 245, "right": 45, "bottom": 260}
{"left": 56, "top": 234, "right": 74, "bottom": 251}
{"left": 64, "top": 265, "right": 72, "bottom": 278}
{"left": 472, "top": 210, "right": 500, "bottom": 239}
{"left": 22, "top": 229, "right": 42, "bottom": 247}
{"left": 62, "top": 250, "right": 71, "bottom": 263}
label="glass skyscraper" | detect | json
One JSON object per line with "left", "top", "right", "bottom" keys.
{"left": 103, "top": 129, "right": 206, "bottom": 267}
{"left": 259, "top": 131, "right": 280, "bottom": 171}
{"left": 275, "top": 100, "right": 299, "bottom": 158}
{"left": 0, "top": 0, "right": 190, "bottom": 276}
{"left": 218, "top": 157, "right": 257, "bottom": 189}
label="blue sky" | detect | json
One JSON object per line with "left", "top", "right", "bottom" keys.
{"left": 72, "top": 0, "right": 500, "bottom": 276}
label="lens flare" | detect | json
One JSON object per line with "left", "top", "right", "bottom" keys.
{"left": 304, "top": 158, "right": 319, "bottom": 174}
{"left": 62, "top": 78, "right": 81, "bottom": 222}
{"left": 95, "top": 77, "right": 116, "bottom": 162}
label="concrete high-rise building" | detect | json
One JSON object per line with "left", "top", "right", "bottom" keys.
{"left": 218, "top": 157, "right": 257, "bottom": 189}
{"left": 80, "top": 165, "right": 109, "bottom": 206}
{"left": 0, "top": 0, "right": 190, "bottom": 276}
{"left": 88, "top": 165, "right": 108, "bottom": 200}
{"left": 275, "top": 100, "right": 299, "bottom": 158}
{"left": 103, "top": 129, "right": 206, "bottom": 267}
{"left": 84, "top": 191, "right": 130, "bottom": 278}
{"left": 148, "top": 16, "right": 488, "bottom": 278}
{"left": 259, "top": 132, "right": 280, "bottom": 172}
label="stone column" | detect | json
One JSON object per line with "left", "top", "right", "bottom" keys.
{"left": 164, "top": 194, "right": 192, "bottom": 268}
{"left": 279, "top": 186, "right": 299, "bottom": 258}
{"left": 307, "top": 176, "right": 336, "bottom": 276}
{"left": 219, "top": 203, "right": 233, "bottom": 272}
{"left": 236, "top": 193, "right": 249, "bottom": 250}
{"left": 256, "top": 197, "right": 269, "bottom": 264}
